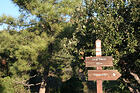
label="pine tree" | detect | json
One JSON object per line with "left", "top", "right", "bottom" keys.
{"left": 0, "top": 30, "right": 49, "bottom": 92}
{"left": 0, "top": 0, "right": 82, "bottom": 92}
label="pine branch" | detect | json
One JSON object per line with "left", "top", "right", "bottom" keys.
{"left": 130, "top": 71, "right": 140, "bottom": 85}
{"left": 12, "top": 79, "right": 42, "bottom": 87}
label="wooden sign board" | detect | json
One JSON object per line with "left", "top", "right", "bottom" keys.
{"left": 85, "top": 56, "right": 113, "bottom": 67}
{"left": 88, "top": 70, "right": 121, "bottom": 81}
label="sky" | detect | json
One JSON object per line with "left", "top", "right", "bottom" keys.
{"left": 0, "top": 0, "right": 20, "bottom": 30}
{"left": 0, "top": 0, "right": 20, "bottom": 17}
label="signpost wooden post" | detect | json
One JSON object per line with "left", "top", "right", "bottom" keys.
{"left": 85, "top": 40, "right": 121, "bottom": 93}
{"left": 96, "top": 40, "right": 103, "bottom": 93}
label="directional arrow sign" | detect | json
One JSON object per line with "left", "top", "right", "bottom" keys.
{"left": 85, "top": 56, "right": 113, "bottom": 67}
{"left": 88, "top": 70, "right": 121, "bottom": 81}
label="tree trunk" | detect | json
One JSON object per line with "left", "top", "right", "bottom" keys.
{"left": 39, "top": 81, "right": 46, "bottom": 93}
{"left": 39, "top": 65, "right": 50, "bottom": 93}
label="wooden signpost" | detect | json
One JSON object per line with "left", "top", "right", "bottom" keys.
{"left": 85, "top": 56, "right": 113, "bottom": 67}
{"left": 88, "top": 70, "right": 121, "bottom": 80}
{"left": 85, "top": 40, "right": 121, "bottom": 93}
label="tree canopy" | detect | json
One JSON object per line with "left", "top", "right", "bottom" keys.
{"left": 0, "top": 0, "right": 140, "bottom": 93}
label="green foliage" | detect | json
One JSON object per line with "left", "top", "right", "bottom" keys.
{"left": 0, "top": 77, "right": 14, "bottom": 93}
{"left": 61, "top": 77, "right": 84, "bottom": 93}
{"left": 0, "top": 0, "right": 139, "bottom": 92}
{"left": 71, "top": 0, "right": 140, "bottom": 92}
{"left": 0, "top": 76, "right": 28, "bottom": 93}
{"left": 0, "top": 30, "right": 49, "bottom": 92}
